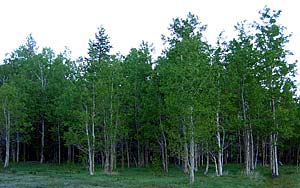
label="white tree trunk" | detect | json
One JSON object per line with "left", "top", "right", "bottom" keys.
{"left": 189, "top": 107, "right": 195, "bottom": 184}
{"left": 38, "top": 63, "right": 46, "bottom": 164}
{"left": 159, "top": 114, "right": 168, "bottom": 173}
{"left": 245, "top": 129, "right": 251, "bottom": 175}
{"left": 85, "top": 105, "right": 94, "bottom": 176}
{"left": 4, "top": 107, "right": 10, "bottom": 168}
{"left": 216, "top": 112, "right": 223, "bottom": 176}
{"left": 271, "top": 98, "right": 279, "bottom": 176}
{"left": 204, "top": 143, "right": 209, "bottom": 175}
{"left": 189, "top": 136, "right": 195, "bottom": 184}
{"left": 273, "top": 134, "right": 279, "bottom": 176}
{"left": 250, "top": 125, "right": 254, "bottom": 170}
{"left": 204, "top": 149, "right": 209, "bottom": 175}
{"left": 195, "top": 144, "right": 198, "bottom": 172}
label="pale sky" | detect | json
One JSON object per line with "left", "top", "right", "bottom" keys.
{"left": 0, "top": 1, "right": 299, "bottom": 79}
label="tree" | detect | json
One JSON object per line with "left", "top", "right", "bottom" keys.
{"left": 0, "top": 83, "right": 25, "bottom": 168}
{"left": 122, "top": 42, "right": 154, "bottom": 168}
{"left": 227, "top": 22, "right": 259, "bottom": 175}
{"left": 254, "top": 7, "right": 297, "bottom": 176}
{"left": 79, "top": 25, "right": 113, "bottom": 175}
{"left": 158, "top": 13, "right": 211, "bottom": 183}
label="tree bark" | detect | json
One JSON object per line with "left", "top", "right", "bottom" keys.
{"left": 39, "top": 63, "right": 46, "bottom": 164}
{"left": 58, "top": 124, "right": 61, "bottom": 165}
{"left": 254, "top": 137, "right": 259, "bottom": 168}
{"left": 271, "top": 98, "right": 279, "bottom": 176}
{"left": 189, "top": 106, "right": 195, "bottom": 184}
{"left": 85, "top": 105, "right": 94, "bottom": 176}
{"left": 159, "top": 108, "right": 168, "bottom": 173}
{"left": 121, "top": 141, "right": 124, "bottom": 169}
{"left": 126, "top": 140, "right": 130, "bottom": 168}
{"left": 183, "top": 136, "right": 189, "bottom": 174}
{"left": 216, "top": 112, "right": 223, "bottom": 176}
{"left": 23, "top": 143, "right": 26, "bottom": 162}
{"left": 91, "top": 81, "right": 96, "bottom": 174}
{"left": 245, "top": 129, "right": 251, "bottom": 175}
{"left": 4, "top": 107, "right": 10, "bottom": 168}
{"left": 16, "top": 132, "right": 20, "bottom": 163}
{"left": 204, "top": 146, "right": 209, "bottom": 175}
{"left": 189, "top": 136, "right": 195, "bottom": 184}
{"left": 68, "top": 145, "right": 72, "bottom": 163}
{"left": 195, "top": 144, "right": 198, "bottom": 172}
{"left": 40, "top": 119, "right": 45, "bottom": 163}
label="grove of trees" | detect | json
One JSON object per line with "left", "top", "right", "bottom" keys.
{"left": 1, "top": 7, "right": 299, "bottom": 184}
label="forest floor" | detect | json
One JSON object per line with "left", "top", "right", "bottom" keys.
{"left": 0, "top": 162, "right": 300, "bottom": 188}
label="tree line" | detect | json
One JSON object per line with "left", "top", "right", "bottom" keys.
{"left": 0, "top": 7, "right": 299, "bottom": 184}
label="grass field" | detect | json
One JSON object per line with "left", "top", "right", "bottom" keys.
{"left": 1, "top": 162, "right": 300, "bottom": 188}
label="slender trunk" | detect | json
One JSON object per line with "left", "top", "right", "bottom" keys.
{"left": 40, "top": 119, "right": 45, "bottom": 163}
{"left": 250, "top": 125, "right": 254, "bottom": 170}
{"left": 273, "top": 134, "right": 279, "bottom": 176}
{"left": 104, "top": 137, "right": 110, "bottom": 173}
{"left": 245, "top": 129, "right": 251, "bottom": 175}
{"left": 242, "top": 83, "right": 252, "bottom": 175}
{"left": 134, "top": 82, "right": 141, "bottom": 167}
{"left": 140, "top": 145, "right": 144, "bottom": 167}
{"left": 212, "top": 154, "right": 218, "bottom": 176}
{"left": 68, "top": 145, "right": 72, "bottom": 163}
{"left": 160, "top": 140, "right": 166, "bottom": 171}
{"left": 159, "top": 114, "right": 168, "bottom": 173}
{"left": 12, "top": 142, "right": 15, "bottom": 163}
{"left": 254, "top": 137, "right": 259, "bottom": 168}
{"left": 57, "top": 124, "right": 61, "bottom": 164}
{"left": 91, "top": 81, "right": 96, "bottom": 174}
{"left": 239, "top": 132, "right": 242, "bottom": 163}
{"left": 39, "top": 64, "right": 46, "bottom": 164}
{"left": 216, "top": 112, "right": 223, "bottom": 176}
{"left": 121, "top": 141, "right": 124, "bottom": 169}
{"left": 183, "top": 137, "right": 189, "bottom": 173}
{"left": 108, "top": 78, "right": 115, "bottom": 173}
{"left": 23, "top": 143, "right": 26, "bottom": 162}
{"left": 177, "top": 148, "right": 181, "bottom": 166}
{"left": 297, "top": 145, "right": 300, "bottom": 172}
{"left": 110, "top": 142, "right": 114, "bottom": 172}
{"left": 204, "top": 147, "right": 209, "bottom": 175}
{"left": 262, "top": 139, "right": 265, "bottom": 166}
{"left": 4, "top": 107, "right": 10, "bottom": 168}
{"left": 271, "top": 97, "right": 279, "bottom": 176}
{"left": 126, "top": 140, "right": 130, "bottom": 168}
{"left": 101, "top": 152, "right": 104, "bottom": 168}
{"left": 162, "top": 131, "right": 168, "bottom": 172}
{"left": 85, "top": 105, "right": 94, "bottom": 176}
{"left": 145, "top": 143, "right": 149, "bottom": 167}
{"left": 195, "top": 144, "right": 198, "bottom": 172}
{"left": 72, "top": 145, "right": 75, "bottom": 162}
{"left": 189, "top": 136, "right": 195, "bottom": 184}
{"left": 16, "top": 132, "right": 20, "bottom": 163}
{"left": 189, "top": 106, "right": 195, "bottom": 184}
{"left": 137, "top": 140, "right": 141, "bottom": 167}
{"left": 270, "top": 134, "right": 273, "bottom": 171}
{"left": 201, "top": 143, "right": 204, "bottom": 166}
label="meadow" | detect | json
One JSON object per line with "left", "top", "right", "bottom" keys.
{"left": 1, "top": 163, "right": 300, "bottom": 188}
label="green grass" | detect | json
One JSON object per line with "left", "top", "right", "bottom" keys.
{"left": 1, "top": 163, "right": 300, "bottom": 187}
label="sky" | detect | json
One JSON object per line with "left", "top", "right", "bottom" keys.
{"left": 0, "top": 0, "right": 299, "bottom": 81}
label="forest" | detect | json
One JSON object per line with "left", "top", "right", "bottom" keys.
{"left": 0, "top": 7, "right": 299, "bottom": 185}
